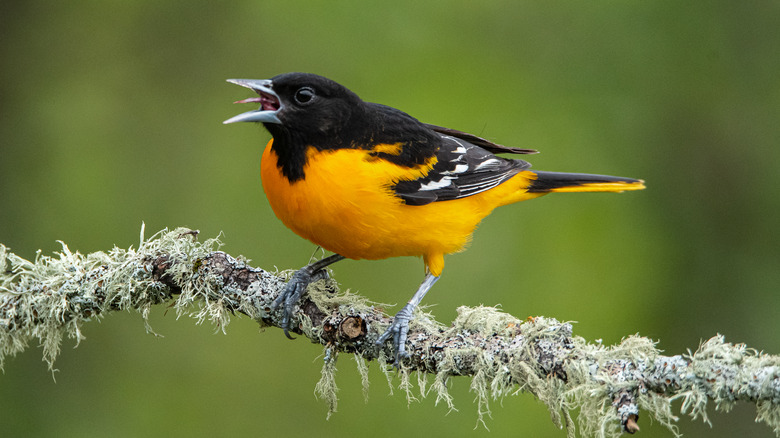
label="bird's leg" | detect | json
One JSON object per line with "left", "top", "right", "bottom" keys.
{"left": 272, "top": 253, "right": 345, "bottom": 339}
{"left": 376, "top": 273, "right": 440, "bottom": 365}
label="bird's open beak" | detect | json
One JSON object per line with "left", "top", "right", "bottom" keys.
{"left": 223, "top": 79, "right": 282, "bottom": 124}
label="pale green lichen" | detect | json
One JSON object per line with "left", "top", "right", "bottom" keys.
{"left": 0, "top": 226, "right": 222, "bottom": 370}
{"left": 449, "top": 304, "right": 522, "bottom": 337}
{"left": 433, "top": 370, "right": 457, "bottom": 412}
{"left": 684, "top": 335, "right": 780, "bottom": 435}
{"left": 354, "top": 352, "right": 370, "bottom": 402}
{"left": 377, "top": 351, "right": 396, "bottom": 396}
{"left": 314, "top": 346, "right": 339, "bottom": 419}
{"left": 567, "top": 335, "right": 677, "bottom": 438}
{"left": 399, "top": 365, "right": 419, "bottom": 405}
{"left": 440, "top": 309, "right": 574, "bottom": 432}
{"left": 2, "top": 230, "right": 779, "bottom": 437}
{"left": 759, "top": 399, "right": 780, "bottom": 436}
{"left": 469, "top": 352, "right": 493, "bottom": 429}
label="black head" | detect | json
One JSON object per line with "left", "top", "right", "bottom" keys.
{"left": 225, "top": 72, "right": 363, "bottom": 148}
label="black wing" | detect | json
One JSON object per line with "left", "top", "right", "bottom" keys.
{"left": 393, "top": 133, "right": 532, "bottom": 206}
{"left": 424, "top": 123, "right": 538, "bottom": 155}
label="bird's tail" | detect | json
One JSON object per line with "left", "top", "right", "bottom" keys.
{"left": 527, "top": 171, "right": 645, "bottom": 193}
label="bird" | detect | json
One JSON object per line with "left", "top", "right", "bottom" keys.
{"left": 224, "top": 72, "right": 644, "bottom": 363}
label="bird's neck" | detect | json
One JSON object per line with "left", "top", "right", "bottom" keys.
{"left": 263, "top": 124, "right": 310, "bottom": 183}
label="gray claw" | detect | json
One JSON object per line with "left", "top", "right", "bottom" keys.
{"left": 271, "top": 254, "right": 345, "bottom": 338}
{"left": 272, "top": 269, "right": 315, "bottom": 338}
{"left": 377, "top": 303, "right": 415, "bottom": 365}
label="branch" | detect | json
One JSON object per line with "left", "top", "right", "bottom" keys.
{"left": 1, "top": 227, "right": 778, "bottom": 437}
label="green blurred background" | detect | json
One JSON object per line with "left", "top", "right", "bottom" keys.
{"left": 1, "top": 1, "right": 778, "bottom": 437}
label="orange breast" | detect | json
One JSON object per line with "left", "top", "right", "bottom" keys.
{"left": 259, "top": 139, "right": 543, "bottom": 275}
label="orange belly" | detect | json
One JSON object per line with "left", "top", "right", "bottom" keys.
{"left": 259, "top": 140, "right": 543, "bottom": 275}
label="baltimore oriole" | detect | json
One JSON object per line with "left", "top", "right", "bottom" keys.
{"left": 224, "top": 72, "right": 644, "bottom": 363}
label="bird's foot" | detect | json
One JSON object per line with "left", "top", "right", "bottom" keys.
{"left": 376, "top": 303, "right": 416, "bottom": 366}
{"left": 271, "top": 266, "right": 330, "bottom": 339}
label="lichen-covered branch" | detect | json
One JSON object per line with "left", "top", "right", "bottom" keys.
{"left": 1, "top": 228, "right": 778, "bottom": 437}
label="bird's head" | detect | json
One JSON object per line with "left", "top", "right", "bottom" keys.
{"left": 224, "top": 72, "right": 362, "bottom": 144}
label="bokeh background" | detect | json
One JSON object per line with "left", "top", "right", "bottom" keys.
{"left": 1, "top": 2, "right": 778, "bottom": 437}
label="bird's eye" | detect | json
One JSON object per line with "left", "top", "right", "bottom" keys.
{"left": 294, "top": 87, "right": 316, "bottom": 105}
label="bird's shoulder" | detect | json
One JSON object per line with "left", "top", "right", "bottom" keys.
{"left": 354, "top": 103, "right": 537, "bottom": 165}
{"left": 390, "top": 132, "right": 532, "bottom": 205}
